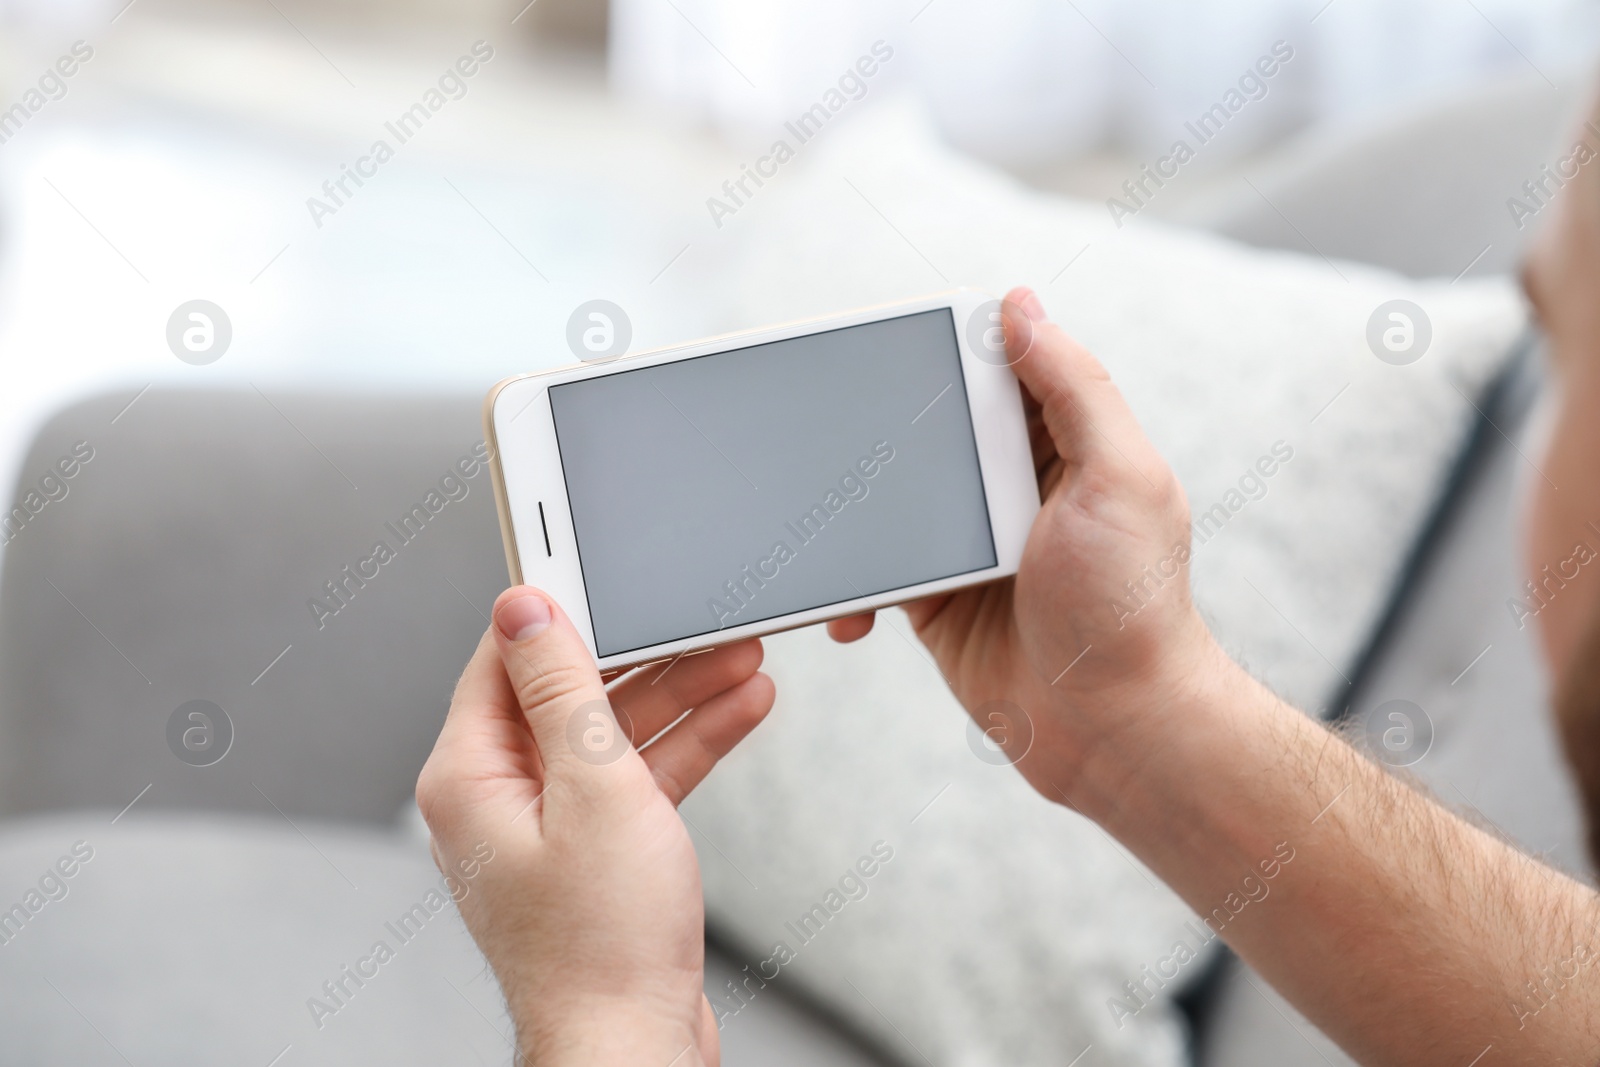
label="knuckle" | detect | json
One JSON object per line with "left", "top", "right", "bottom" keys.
{"left": 651, "top": 763, "right": 691, "bottom": 805}
{"left": 1075, "top": 350, "right": 1113, "bottom": 385}
{"left": 692, "top": 641, "right": 764, "bottom": 697}
{"left": 1166, "top": 477, "right": 1192, "bottom": 529}
{"left": 1048, "top": 327, "right": 1107, "bottom": 380}
{"left": 513, "top": 659, "right": 595, "bottom": 713}
{"left": 731, "top": 700, "right": 772, "bottom": 742}
{"left": 1153, "top": 467, "right": 1187, "bottom": 517}
{"left": 744, "top": 673, "right": 777, "bottom": 724}
{"left": 728, "top": 637, "right": 764, "bottom": 675}
{"left": 414, "top": 763, "right": 451, "bottom": 832}
{"left": 704, "top": 675, "right": 775, "bottom": 754}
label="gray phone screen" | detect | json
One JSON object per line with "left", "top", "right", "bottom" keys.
{"left": 548, "top": 308, "right": 997, "bottom": 658}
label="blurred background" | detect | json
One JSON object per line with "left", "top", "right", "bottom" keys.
{"left": 0, "top": 0, "right": 1595, "bottom": 484}
{"left": 1, "top": 1, "right": 1598, "bottom": 1065}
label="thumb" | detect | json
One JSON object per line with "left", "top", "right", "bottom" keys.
{"left": 491, "top": 586, "right": 631, "bottom": 777}
{"left": 1002, "top": 286, "right": 1164, "bottom": 484}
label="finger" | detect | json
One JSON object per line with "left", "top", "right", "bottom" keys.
{"left": 417, "top": 628, "right": 544, "bottom": 836}
{"left": 441, "top": 627, "right": 518, "bottom": 734}
{"left": 1026, "top": 394, "right": 1057, "bottom": 474}
{"left": 827, "top": 613, "right": 876, "bottom": 643}
{"left": 698, "top": 997, "right": 721, "bottom": 1067}
{"left": 423, "top": 628, "right": 525, "bottom": 771}
{"left": 1003, "top": 286, "right": 1166, "bottom": 485}
{"left": 642, "top": 671, "right": 775, "bottom": 806}
{"left": 491, "top": 585, "right": 619, "bottom": 777}
{"left": 609, "top": 639, "right": 764, "bottom": 744}
{"left": 900, "top": 592, "right": 953, "bottom": 632}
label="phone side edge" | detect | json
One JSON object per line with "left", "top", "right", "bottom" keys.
{"left": 483, "top": 376, "right": 526, "bottom": 588}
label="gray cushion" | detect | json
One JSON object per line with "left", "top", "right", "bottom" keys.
{"left": 1192, "top": 69, "right": 1587, "bottom": 278}
{"left": 0, "top": 806, "right": 899, "bottom": 1067}
{"left": 0, "top": 812, "right": 513, "bottom": 1066}
{"left": 0, "top": 389, "right": 506, "bottom": 825}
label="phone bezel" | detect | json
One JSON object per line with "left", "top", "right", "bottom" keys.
{"left": 485, "top": 288, "right": 1040, "bottom": 671}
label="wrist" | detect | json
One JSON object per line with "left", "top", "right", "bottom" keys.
{"left": 539, "top": 1035, "right": 705, "bottom": 1067}
{"left": 1062, "top": 629, "right": 1267, "bottom": 827}
{"left": 513, "top": 996, "right": 703, "bottom": 1067}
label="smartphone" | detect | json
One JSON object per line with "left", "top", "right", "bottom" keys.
{"left": 484, "top": 289, "right": 1041, "bottom": 671}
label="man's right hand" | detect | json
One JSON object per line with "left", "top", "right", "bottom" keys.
{"left": 829, "top": 286, "right": 1230, "bottom": 808}
{"left": 836, "top": 287, "right": 1600, "bottom": 1067}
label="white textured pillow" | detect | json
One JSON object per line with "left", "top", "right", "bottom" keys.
{"left": 675, "top": 101, "right": 1526, "bottom": 1067}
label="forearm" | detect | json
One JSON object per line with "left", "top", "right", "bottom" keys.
{"left": 1070, "top": 644, "right": 1600, "bottom": 1066}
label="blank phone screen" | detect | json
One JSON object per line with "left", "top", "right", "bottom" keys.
{"left": 547, "top": 308, "right": 998, "bottom": 658}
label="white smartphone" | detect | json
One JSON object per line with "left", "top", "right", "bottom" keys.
{"left": 484, "top": 289, "right": 1041, "bottom": 672}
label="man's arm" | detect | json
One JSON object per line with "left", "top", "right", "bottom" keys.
{"left": 1072, "top": 643, "right": 1600, "bottom": 1066}
{"left": 834, "top": 287, "right": 1600, "bottom": 1066}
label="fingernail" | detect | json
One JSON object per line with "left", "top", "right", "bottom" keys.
{"left": 497, "top": 593, "right": 551, "bottom": 641}
{"left": 1018, "top": 289, "right": 1047, "bottom": 322}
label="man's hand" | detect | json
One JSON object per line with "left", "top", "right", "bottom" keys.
{"left": 836, "top": 286, "right": 1600, "bottom": 1066}
{"left": 829, "top": 286, "right": 1224, "bottom": 804}
{"left": 416, "top": 587, "right": 774, "bottom": 1067}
